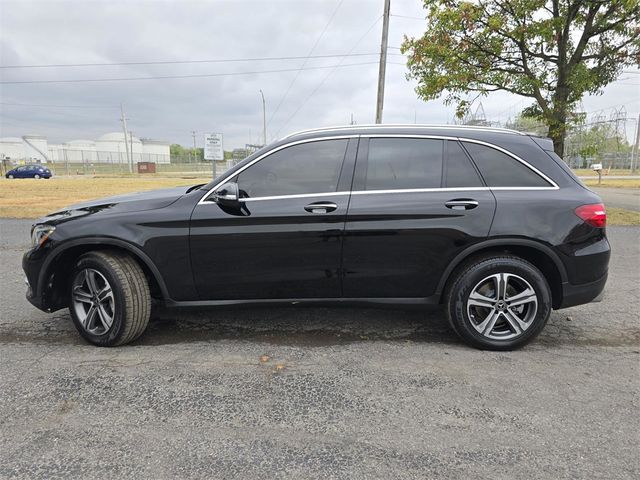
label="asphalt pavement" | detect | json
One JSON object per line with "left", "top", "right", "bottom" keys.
{"left": 590, "top": 187, "right": 640, "bottom": 211}
{"left": 1, "top": 219, "right": 639, "bottom": 479}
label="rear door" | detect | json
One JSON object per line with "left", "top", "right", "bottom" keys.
{"left": 342, "top": 137, "right": 496, "bottom": 298}
{"left": 190, "top": 137, "right": 357, "bottom": 300}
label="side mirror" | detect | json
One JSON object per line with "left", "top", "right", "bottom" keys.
{"left": 213, "top": 182, "right": 239, "bottom": 204}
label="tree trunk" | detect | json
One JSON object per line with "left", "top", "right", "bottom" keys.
{"left": 549, "top": 126, "right": 565, "bottom": 158}
{"left": 548, "top": 84, "right": 570, "bottom": 159}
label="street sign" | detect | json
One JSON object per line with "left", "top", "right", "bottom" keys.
{"left": 204, "top": 133, "right": 224, "bottom": 161}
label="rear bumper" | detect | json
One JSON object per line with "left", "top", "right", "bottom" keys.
{"left": 558, "top": 272, "right": 607, "bottom": 309}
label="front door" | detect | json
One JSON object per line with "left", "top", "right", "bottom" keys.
{"left": 190, "top": 137, "right": 357, "bottom": 300}
{"left": 342, "top": 137, "right": 497, "bottom": 298}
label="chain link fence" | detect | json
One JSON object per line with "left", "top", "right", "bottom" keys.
{"left": 2, "top": 149, "right": 244, "bottom": 177}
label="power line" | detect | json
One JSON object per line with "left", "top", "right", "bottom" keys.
{"left": 0, "top": 61, "right": 379, "bottom": 85}
{"left": 267, "top": 0, "right": 345, "bottom": 127}
{"left": 276, "top": 15, "right": 383, "bottom": 136}
{"left": 0, "top": 101, "right": 118, "bottom": 108}
{"left": 0, "top": 52, "right": 387, "bottom": 69}
{"left": 390, "top": 14, "right": 424, "bottom": 20}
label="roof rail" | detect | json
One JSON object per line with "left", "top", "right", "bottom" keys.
{"left": 283, "top": 124, "right": 527, "bottom": 139}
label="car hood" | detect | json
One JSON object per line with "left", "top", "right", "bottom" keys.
{"left": 39, "top": 186, "right": 197, "bottom": 224}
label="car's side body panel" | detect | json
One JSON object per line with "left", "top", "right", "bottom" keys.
{"left": 342, "top": 189, "right": 497, "bottom": 298}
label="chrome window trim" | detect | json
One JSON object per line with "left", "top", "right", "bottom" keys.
{"left": 236, "top": 186, "right": 557, "bottom": 203}
{"left": 351, "top": 187, "right": 490, "bottom": 195}
{"left": 197, "top": 135, "right": 357, "bottom": 205}
{"left": 240, "top": 191, "right": 351, "bottom": 202}
{"left": 284, "top": 124, "right": 526, "bottom": 139}
{"left": 198, "top": 133, "right": 559, "bottom": 205}
{"left": 359, "top": 134, "right": 558, "bottom": 190}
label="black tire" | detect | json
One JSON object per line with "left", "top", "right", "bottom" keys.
{"left": 8, "top": 174, "right": 14, "bottom": 179}
{"left": 69, "top": 250, "right": 151, "bottom": 346}
{"left": 445, "top": 255, "right": 551, "bottom": 350}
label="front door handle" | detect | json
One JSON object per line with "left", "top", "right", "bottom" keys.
{"left": 445, "top": 199, "right": 479, "bottom": 210}
{"left": 304, "top": 202, "right": 338, "bottom": 214}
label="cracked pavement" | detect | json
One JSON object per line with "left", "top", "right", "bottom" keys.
{"left": 1, "top": 219, "right": 639, "bottom": 479}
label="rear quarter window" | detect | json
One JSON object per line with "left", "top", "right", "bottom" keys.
{"left": 462, "top": 142, "right": 552, "bottom": 188}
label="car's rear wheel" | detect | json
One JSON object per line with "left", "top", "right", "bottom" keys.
{"left": 69, "top": 250, "right": 151, "bottom": 346}
{"left": 445, "top": 255, "right": 551, "bottom": 350}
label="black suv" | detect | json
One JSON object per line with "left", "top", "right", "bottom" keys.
{"left": 23, "top": 125, "right": 609, "bottom": 349}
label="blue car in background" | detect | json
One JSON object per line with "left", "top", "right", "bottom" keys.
{"left": 5, "top": 164, "right": 52, "bottom": 179}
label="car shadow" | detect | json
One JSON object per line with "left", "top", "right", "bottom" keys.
{"left": 140, "top": 304, "right": 459, "bottom": 347}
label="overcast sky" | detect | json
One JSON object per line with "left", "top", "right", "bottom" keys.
{"left": 1, "top": 0, "right": 639, "bottom": 150}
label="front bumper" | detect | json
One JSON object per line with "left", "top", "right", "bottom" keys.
{"left": 558, "top": 272, "right": 608, "bottom": 309}
{"left": 23, "top": 246, "right": 58, "bottom": 312}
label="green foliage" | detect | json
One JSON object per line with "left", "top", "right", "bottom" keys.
{"left": 402, "top": 0, "right": 640, "bottom": 155}
{"left": 169, "top": 144, "right": 205, "bottom": 163}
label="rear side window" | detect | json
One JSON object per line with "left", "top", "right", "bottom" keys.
{"left": 463, "top": 142, "right": 551, "bottom": 187}
{"left": 446, "top": 141, "right": 483, "bottom": 188}
{"left": 363, "top": 138, "right": 443, "bottom": 190}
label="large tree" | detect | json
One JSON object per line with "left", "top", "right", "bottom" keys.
{"left": 402, "top": 0, "right": 640, "bottom": 156}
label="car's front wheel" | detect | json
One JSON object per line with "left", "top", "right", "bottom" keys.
{"left": 69, "top": 250, "right": 151, "bottom": 346}
{"left": 445, "top": 255, "right": 551, "bottom": 350}
{"left": 34, "top": 174, "right": 40, "bottom": 179}
{"left": 7, "top": 174, "right": 14, "bottom": 179}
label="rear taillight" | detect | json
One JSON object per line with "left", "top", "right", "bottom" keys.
{"left": 575, "top": 203, "right": 606, "bottom": 228}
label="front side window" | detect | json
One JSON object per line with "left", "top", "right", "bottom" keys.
{"left": 236, "top": 139, "right": 348, "bottom": 198}
{"left": 463, "top": 142, "right": 551, "bottom": 187}
{"left": 363, "top": 138, "right": 443, "bottom": 190}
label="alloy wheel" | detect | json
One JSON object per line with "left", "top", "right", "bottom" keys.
{"left": 466, "top": 273, "right": 538, "bottom": 340}
{"left": 71, "top": 268, "right": 115, "bottom": 335}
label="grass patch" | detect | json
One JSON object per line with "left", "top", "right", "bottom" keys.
{"left": 0, "top": 176, "right": 210, "bottom": 218}
{"left": 583, "top": 178, "right": 640, "bottom": 188}
{"left": 607, "top": 207, "right": 640, "bottom": 226}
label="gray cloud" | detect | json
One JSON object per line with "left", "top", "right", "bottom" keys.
{"left": 1, "top": 0, "right": 638, "bottom": 149}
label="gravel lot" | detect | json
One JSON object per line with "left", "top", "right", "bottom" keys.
{"left": 1, "top": 219, "right": 638, "bottom": 479}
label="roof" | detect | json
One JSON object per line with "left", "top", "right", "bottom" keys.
{"left": 65, "top": 139, "right": 96, "bottom": 146}
{"left": 0, "top": 137, "right": 24, "bottom": 144}
{"left": 283, "top": 124, "right": 527, "bottom": 140}
{"left": 96, "top": 132, "right": 141, "bottom": 143}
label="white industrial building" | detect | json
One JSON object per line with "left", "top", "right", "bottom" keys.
{"left": 1, "top": 133, "right": 170, "bottom": 164}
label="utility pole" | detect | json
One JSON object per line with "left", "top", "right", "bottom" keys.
{"left": 259, "top": 90, "right": 267, "bottom": 146}
{"left": 375, "top": 0, "right": 391, "bottom": 124}
{"left": 192, "top": 130, "right": 197, "bottom": 163}
{"left": 120, "top": 104, "right": 132, "bottom": 173}
{"left": 632, "top": 114, "right": 640, "bottom": 173}
{"left": 130, "top": 130, "right": 134, "bottom": 169}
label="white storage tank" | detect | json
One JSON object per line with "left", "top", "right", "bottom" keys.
{"left": 0, "top": 137, "right": 24, "bottom": 161}
{"left": 95, "top": 132, "right": 143, "bottom": 164}
{"left": 63, "top": 140, "right": 97, "bottom": 163}
{"left": 141, "top": 138, "right": 170, "bottom": 164}
{"left": 22, "top": 134, "right": 49, "bottom": 162}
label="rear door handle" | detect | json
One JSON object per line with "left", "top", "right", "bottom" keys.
{"left": 304, "top": 202, "right": 338, "bottom": 214}
{"left": 445, "top": 199, "right": 479, "bottom": 210}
